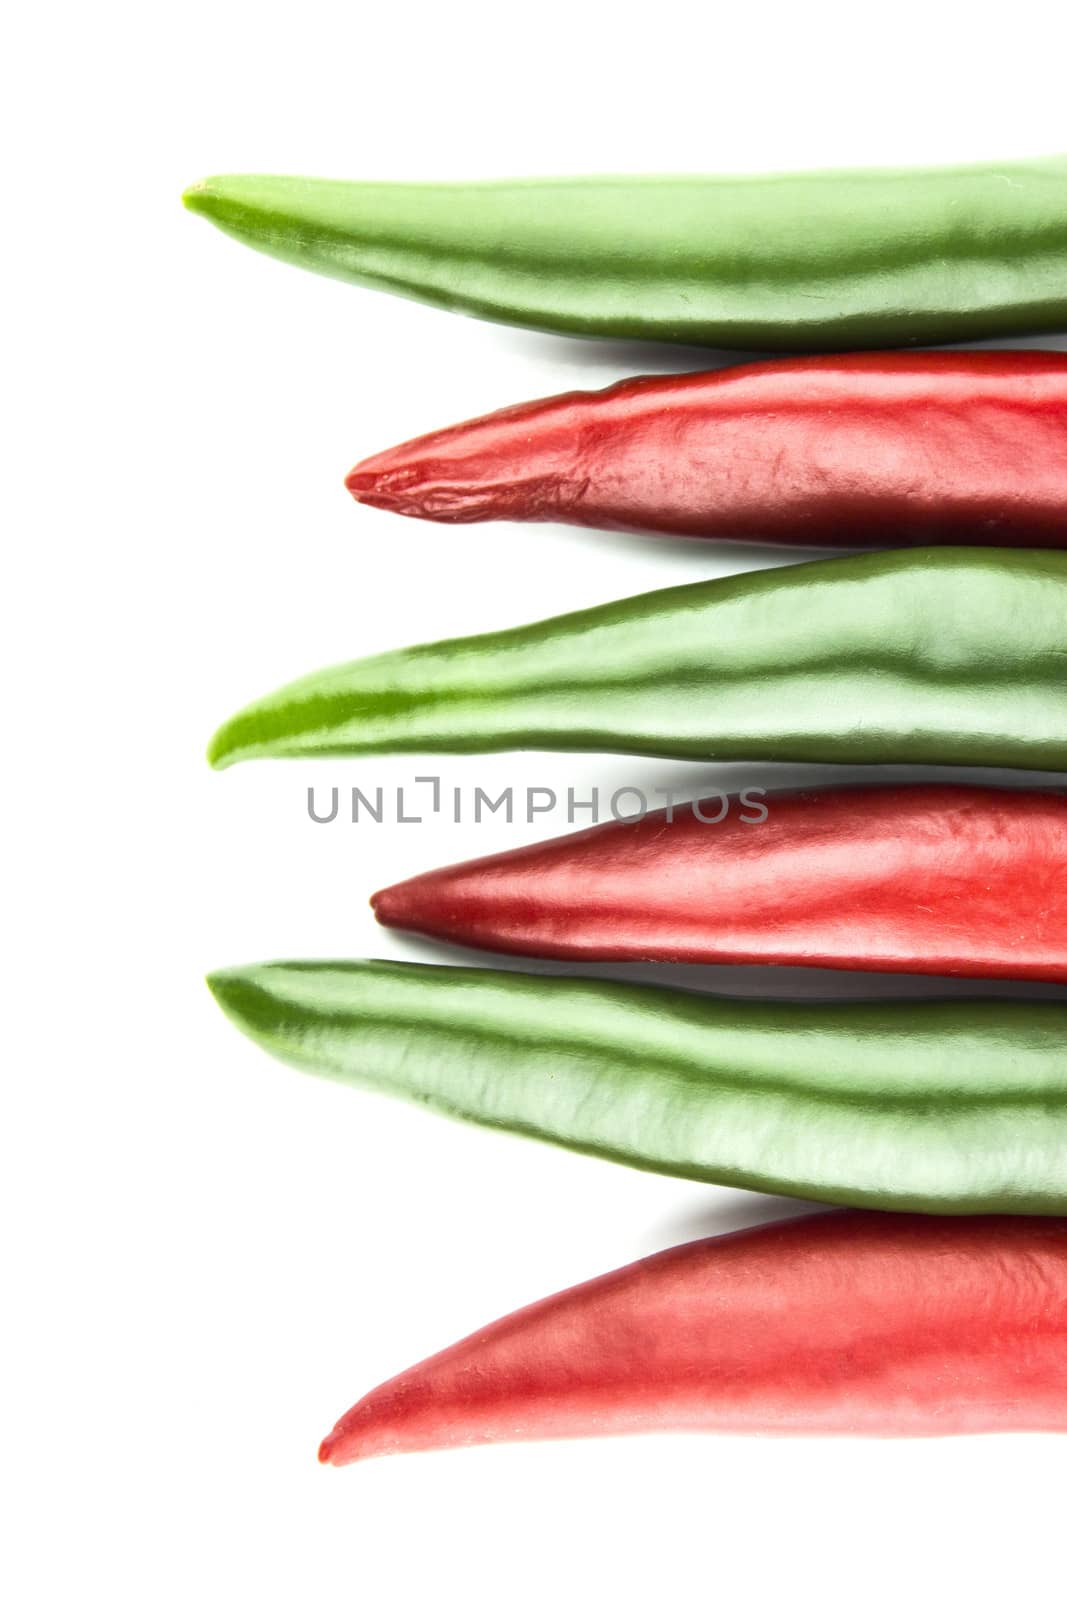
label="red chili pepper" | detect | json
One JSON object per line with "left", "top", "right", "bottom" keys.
{"left": 372, "top": 784, "right": 1067, "bottom": 981}
{"left": 319, "top": 1210, "right": 1067, "bottom": 1464}
{"left": 346, "top": 351, "right": 1067, "bottom": 548}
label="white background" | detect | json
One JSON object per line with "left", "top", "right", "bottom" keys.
{"left": 7, "top": 3, "right": 1067, "bottom": 1595}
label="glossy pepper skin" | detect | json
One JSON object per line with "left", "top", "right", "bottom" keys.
{"left": 319, "top": 1211, "right": 1067, "bottom": 1464}
{"left": 182, "top": 157, "right": 1067, "bottom": 350}
{"left": 207, "top": 548, "right": 1067, "bottom": 772}
{"left": 372, "top": 784, "right": 1067, "bottom": 982}
{"left": 348, "top": 352, "right": 1067, "bottom": 548}
{"left": 206, "top": 960, "right": 1067, "bottom": 1215}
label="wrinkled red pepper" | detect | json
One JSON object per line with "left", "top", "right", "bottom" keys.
{"left": 319, "top": 1210, "right": 1067, "bottom": 1464}
{"left": 347, "top": 351, "right": 1067, "bottom": 547}
{"left": 372, "top": 784, "right": 1067, "bottom": 981}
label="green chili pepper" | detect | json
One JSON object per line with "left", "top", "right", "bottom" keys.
{"left": 207, "top": 547, "right": 1067, "bottom": 772}
{"left": 206, "top": 960, "right": 1067, "bottom": 1214}
{"left": 181, "top": 157, "right": 1067, "bottom": 349}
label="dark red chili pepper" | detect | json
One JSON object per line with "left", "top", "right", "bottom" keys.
{"left": 346, "top": 351, "right": 1067, "bottom": 548}
{"left": 319, "top": 1210, "right": 1067, "bottom": 1464}
{"left": 372, "top": 784, "right": 1067, "bottom": 981}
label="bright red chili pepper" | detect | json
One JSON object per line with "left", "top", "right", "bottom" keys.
{"left": 372, "top": 784, "right": 1067, "bottom": 981}
{"left": 346, "top": 351, "right": 1067, "bottom": 548}
{"left": 319, "top": 1210, "right": 1067, "bottom": 1464}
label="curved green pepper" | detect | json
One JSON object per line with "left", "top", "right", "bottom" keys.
{"left": 206, "top": 960, "right": 1067, "bottom": 1214}
{"left": 181, "top": 157, "right": 1067, "bottom": 350}
{"left": 208, "top": 547, "right": 1067, "bottom": 771}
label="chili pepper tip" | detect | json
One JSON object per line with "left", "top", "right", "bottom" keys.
{"left": 181, "top": 181, "right": 210, "bottom": 214}
{"left": 205, "top": 967, "right": 254, "bottom": 1027}
{"left": 206, "top": 722, "right": 240, "bottom": 770}
{"left": 368, "top": 886, "right": 395, "bottom": 921}
{"left": 369, "top": 879, "right": 431, "bottom": 934}
{"left": 204, "top": 970, "right": 231, "bottom": 1010}
{"left": 345, "top": 461, "right": 425, "bottom": 518}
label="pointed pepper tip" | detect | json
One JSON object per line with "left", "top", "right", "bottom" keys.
{"left": 181, "top": 179, "right": 211, "bottom": 215}
{"left": 206, "top": 720, "right": 241, "bottom": 771}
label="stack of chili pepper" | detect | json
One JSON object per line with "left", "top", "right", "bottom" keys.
{"left": 188, "top": 154, "right": 1067, "bottom": 1465}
